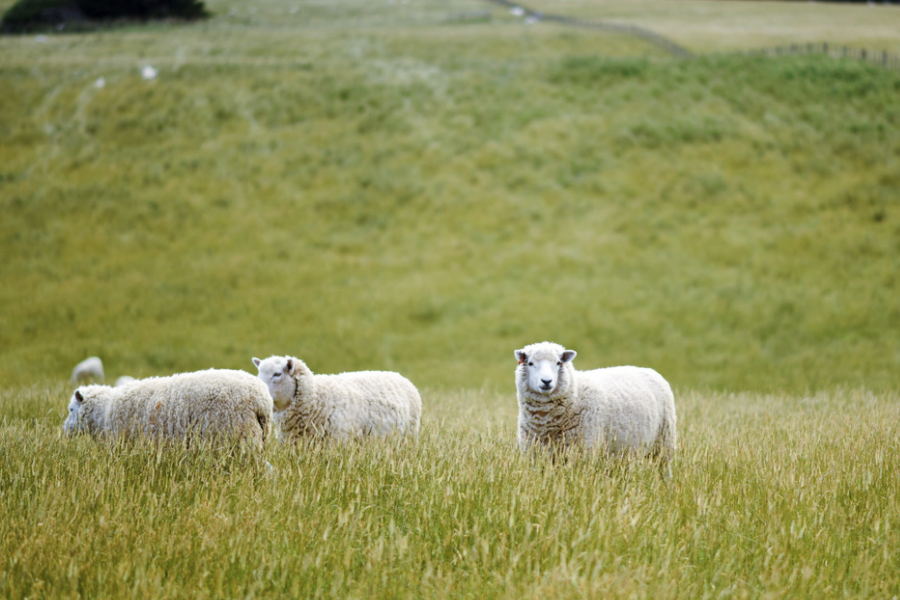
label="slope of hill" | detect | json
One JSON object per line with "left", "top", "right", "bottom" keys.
{"left": 1, "top": 0, "right": 898, "bottom": 391}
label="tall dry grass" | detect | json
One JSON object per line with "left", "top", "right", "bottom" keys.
{"left": 2, "top": 384, "right": 898, "bottom": 598}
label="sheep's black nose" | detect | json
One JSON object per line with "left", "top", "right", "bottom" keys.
{"left": 541, "top": 379, "right": 552, "bottom": 386}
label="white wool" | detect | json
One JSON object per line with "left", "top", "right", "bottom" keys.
{"left": 70, "top": 356, "right": 104, "bottom": 384}
{"left": 514, "top": 342, "right": 677, "bottom": 466}
{"left": 115, "top": 376, "right": 137, "bottom": 387}
{"left": 64, "top": 369, "right": 273, "bottom": 450}
{"left": 253, "top": 356, "right": 421, "bottom": 442}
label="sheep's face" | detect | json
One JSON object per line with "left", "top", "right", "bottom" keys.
{"left": 253, "top": 356, "right": 309, "bottom": 411}
{"left": 515, "top": 343, "right": 577, "bottom": 398}
{"left": 63, "top": 389, "right": 88, "bottom": 435}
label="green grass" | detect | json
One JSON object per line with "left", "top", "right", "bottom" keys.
{"left": 1, "top": 6, "right": 899, "bottom": 391}
{"left": 2, "top": 385, "right": 899, "bottom": 598}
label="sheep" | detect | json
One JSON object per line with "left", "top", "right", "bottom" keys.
{"left": 514, "top": 342, "right": 676, "bottom": 469}
{"left": 63, "top": 369, "right": 273, "bottom": 451}
{"left": 252, "top": 356, "right": 421, "bottom": 442}
{"left": 70, "top": 356, "right": 104, "bottom": 384}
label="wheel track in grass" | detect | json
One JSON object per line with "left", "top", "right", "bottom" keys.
{"left": 481, "top": 0, "right": 693, "bottom": 58}
{"left": 481, "top": 0, "right": 900, "bottom": 70}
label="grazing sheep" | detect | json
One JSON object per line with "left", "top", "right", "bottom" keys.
{"left": 252, "top": 356, "right": 421, "bottom": 442}
{"left": 70, "top": 356, "right": 104, "bottom": 384}
{"left": 63, "top": 369, "right": 273, "bottom": 451}
{"left": 514, "top": 342, "right": 676, "bottom": 467}
{"left": 115, "top": 376, "right": 137, "bottom": 387}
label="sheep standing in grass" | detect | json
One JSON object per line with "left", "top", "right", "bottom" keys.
{"left": 70, "top": 356, "right": 104, "bottom": 384}
{"left": 253, "top": 356, "right": 421, "bottom": 442}
{"left": 63, "top": 369, "right": 273, "bottom": 451}
{"left": 515, "top": 342, "right": 676, "bottom": 467}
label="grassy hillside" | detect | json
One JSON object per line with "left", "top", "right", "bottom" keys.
{"left": 2, "top": 386, "right": 899, "bottom": 598}
{"left": 1, "top": 0, "right": 899, "bottom": 392}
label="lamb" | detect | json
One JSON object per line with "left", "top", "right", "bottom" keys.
{"left": 70, "top": 356, "right": 104, "bottom": 384}
{"left": 63, "top": 369, "right": 273, "bottom": 451}
{"left": 514, "top": 342, "right": 676, "bottom": 468}
{"left": 252, "top": 356, "right": 421, "bottom": 442}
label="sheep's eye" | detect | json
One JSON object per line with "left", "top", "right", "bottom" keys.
{"left": 557, "top": 361, "right": 562, "bottom": 366}
{"left": 527, "top": 362, "right": 533, "bottom": 367}
{"left": 273, "top": 372, "right": 282, "bottom": 377}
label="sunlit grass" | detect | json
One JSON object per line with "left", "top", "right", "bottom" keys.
{"left": 2, "top": 384, "right": 899, "bottom": 598}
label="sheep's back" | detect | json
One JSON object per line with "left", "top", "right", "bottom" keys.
{"left": 316, "top": 371, "right": 421, "bottom": 435}
{"left": 107, "top": 370, "right": 272, "bottom": 446}
{"left": 576, "top": 366, "right": 674, "bottom": 452}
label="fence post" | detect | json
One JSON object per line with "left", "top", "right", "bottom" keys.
{"left": 862, "top": 49, "right": 867, "bottom": 61}
{"left": 824, "top": 42, "right": 828, "bottom": 56}
{"left": 884, "top": 51, "right": 888, "bottom": 67}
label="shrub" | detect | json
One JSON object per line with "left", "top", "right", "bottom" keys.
{"left": 1, "top": 0, "right": 207, "bottom": 32}
{"left": 1, "top": 0, "right": 84, "bottom": 32}
{"left": 77, "top": 0, "right": 207, "bottom": 21}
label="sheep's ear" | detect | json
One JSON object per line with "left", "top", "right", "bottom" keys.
{"left": 252, "top": 357, "right": 261, "bottom": 368}
{"left": 285, "top": 359, "right": 293, "bottom": 374}
{"left": 515, "top": 350, "right": 528, "bottom": 365}
{"left": 561, "top": 350, "right": 577, "bottom": 363}
{"left": 75, "top": 390, "right": 84, "bottom": 403}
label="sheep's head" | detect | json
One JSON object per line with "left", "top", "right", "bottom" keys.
{"left": 253, "top": 356, "right": 313, "bottom": 411}
{"left": 515, "top": 342, "right": 577, "bottom": 399}
{"left": 63, "top": 388, "right": 89, "bottom": 435}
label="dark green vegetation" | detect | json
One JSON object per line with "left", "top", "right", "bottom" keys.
{"left": 1, "top": 0, "right": 206, "bottom": 33}
{"left": 77, "top": 0, "right": 207, "bottom": 21}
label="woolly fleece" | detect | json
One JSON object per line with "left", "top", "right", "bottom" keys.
{"left": 70, "top": 356, "right": 104, "bottom": 384}
{"left": 515, "top": 342, "right": 676, "bottom": 463}
{"left": 253, "top": 356, "right": 421, "bottom": 442}
{"left": 64, "top": 369, "right": 273, "bottom": 450}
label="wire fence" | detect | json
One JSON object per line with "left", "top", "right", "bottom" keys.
{"left": 482, "top": 0, "right": 900, "bottom": 71}
{"left": 738, "top": 42, "right": 900, "bottom": 71}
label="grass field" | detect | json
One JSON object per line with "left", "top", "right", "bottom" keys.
{"left": 2, "top": 0, "right": 900, "bottom": 597}
{"left": 2, "top": 385, "right": 899, "bottom": 598}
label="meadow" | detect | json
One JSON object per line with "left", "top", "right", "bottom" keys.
{"left": 1, "top": 0, "right": 900, "bottom": 596}
{"left": 3, "top": 385, "right": 900, "bottom": 598}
